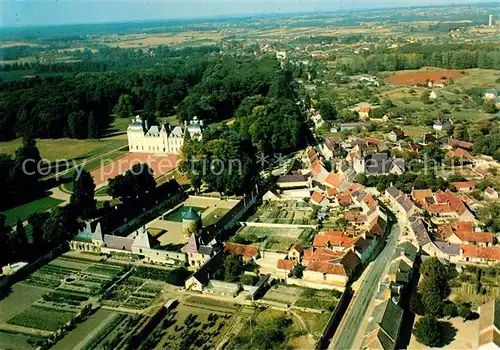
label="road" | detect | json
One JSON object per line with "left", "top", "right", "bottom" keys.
{"left": 329, "top": 221, "right": 402, "bottom": 350}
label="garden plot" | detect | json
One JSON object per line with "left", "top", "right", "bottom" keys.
{"left": 102, "top": 277, "right": 162, "bottom": 310}
{"left": 247, "top": 201, "right": 316, "bottom": 225}
{"left": 153, "top": 297, "right": 237, "bottom": 349}
{"left": 231, "top": 226, "right": 314, "bottom": 252}
{"left": 0, "top": 284, "right": 50, "bottom": 323}
{"left": 294, "top": 289, "right": 342, "bottom": 311}
{"left": 22, "top": 258, "right": 124, "bottom": 297}
{"left": 7, "top": 305, "right": 76, "bottom": 331}
{"left": 450, "top": 265, "right": 500, "bottom": 308}
{"left": 262, "top": 285, "right": 303, "bottom": 305}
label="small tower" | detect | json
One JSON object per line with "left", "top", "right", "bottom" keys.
{"left": 182, "top": 207, "right": 202, "bottom": 237}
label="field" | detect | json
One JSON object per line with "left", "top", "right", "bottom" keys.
{"left": 262, "top": 285, "right": 341, "bottom": 311}
{"left": 90, "top": 152, "right": 178, "bottom": 186}
{"left": 1, "top": 196, "right": 64, "bottom": 226}
{"left": 231, "top": 225, "right": 315, "bottom": 251}
{"left": 449, "top": 265, "right": 500, "bottom": 308}
{"left": 0, "top": 330, "right": 45, "bottom": 350}
{"left": 0, "top": 284, "right": 51, "bottom": 323}
{"left": 385, "top": 69, "right": 465, "bottom": 85}
{"left": 7, "top": 305, "right": 76, "bottom": 331}
{"left": 102, "top": 277, "right": 164, "bottom": 310}
{"left": 52, "top": 310, "right": 121, "bottom": 350}
{"left": 0, "top": 138, "right": 126, "bottom": 162}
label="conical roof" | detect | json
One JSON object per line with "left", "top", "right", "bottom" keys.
{"left": 182, "top": 207, "right": 201, "bottom": 221}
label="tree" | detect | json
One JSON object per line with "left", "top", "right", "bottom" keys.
{"left": 421, "top": 91, "right": 431, "bottom": 104}
{"left": 10, "top": 136, "right": 42, "bottom": 199}
{"left": 240, "top": 274, "right": 257, "bottom": 286}
{"left": 70, "top": 169, "right": 96, "bottom": 218}
{"left": 443, "top": 303, "right": 458, "bottom": 318}
{"left": 223, "top": 254, "right": 244, "bottom": 282}
{"left": 419, "top": 257, "right": 451, "bottom": 315}
{"left": 317, "top": 100, "right": 337, "bottom": 120}
{"left": 87, "top": 111, "right": 99, "bottom": 139}
{"left": 42, "top": 205, "right": 81, "bottom": 247}
{"left": 458, "top": 304, "right": 471, "bottom": 320}
{"left": 483, "top": 99, "right": 498, "bottom": 114}
{"left": 113, "top": 94, "right": 134, "bottom": 119}
{"left": 0, "top": 214, "right": 12, "bottom": 265}
{"left": 410, "top": 292, "right": 425, "bottom": 315}
{"left": 107, "top": 163, "right": 156, "bottom": 201}
{"left": 355, "top": 173, "right": 368, "bottom": 186}
{"left": 28, "top": 212, "right": 50, "bottom": 255}
{"left": 413, "top": 315, "right": 442, "bottom": 347}
{"left": 382, "top": 99, "right": 394, "bottom": 109}
{"left": 68, "top": 110, "right": 88, "bottom": 139}
{"left": 15, "top": 219, "right": 29, "bottom": 253}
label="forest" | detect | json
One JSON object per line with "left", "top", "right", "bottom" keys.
{"left": 0, "top": 46, "right": 295, "bottom": 141}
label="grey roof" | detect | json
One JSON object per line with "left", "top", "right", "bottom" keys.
{"left": 104, "top": 234, "right": 134, "bottom": 251}
{"left": 411, "top": 218, "right": 431, "bottom": 246}
{"left": 391, "top": 158, "right": 405, "bottom": 171}
{"left": 198, "top": 245, "right": 214, "bottom": 256}
{"left": 189, "top": 250, "right": 224, "bottom": 286}
{"left": 396, "top": 196, "right": 414, "bottom": 213}
{"left": 325, "top": 138, "right": 338, "bottom": 152}
{"left": 364, "top": 153, "right": 392, "bottom": 174}
{"left": 393, "top": 241, "right": 418, "bottom": 261}
{"left": 433, "top": 241, "right": 460, "bottom": 256}
{"left": 386, "top": 186, "right": 400, "bottom": 199}
{"left": 170, "top": 126, "right": 184, "bottom": 137}
{"left": 128, "top": 122, "right": 144, "bottom": 132}
{"left": 146, "top": 125, "right": 160, "bottom": 136}
{"left": 365, "top": 299, "right": 404, "bottom": 350}
{"left": 277, "top": 174, "right": 308, "bottom": 183}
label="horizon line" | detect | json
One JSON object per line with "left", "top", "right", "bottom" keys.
{"left": 0, "top": 1, "right": 497, "bottom": 30}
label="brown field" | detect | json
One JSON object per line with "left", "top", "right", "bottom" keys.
{"left": 90, "top": 152, "right": 178, "bottom": 185}
{"left": 386, "top": 69, "right": 465, "bottom": 85}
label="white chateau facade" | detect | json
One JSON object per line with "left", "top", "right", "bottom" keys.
{"left": 127, "top": 116, "right": 204, "bottom": 155}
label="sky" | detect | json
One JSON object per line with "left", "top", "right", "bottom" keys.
{"left": 0, "top": 0, "right": 489, "bottom": 27}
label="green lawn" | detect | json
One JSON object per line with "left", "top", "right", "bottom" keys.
{"left": 2, "top": 196, "right": 64, "bottom": 226}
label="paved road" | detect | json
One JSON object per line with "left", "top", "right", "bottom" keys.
{"left": 329, "top": 222, "right": 402, "bottom": 350}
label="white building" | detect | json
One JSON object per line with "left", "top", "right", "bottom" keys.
{"left": 127, "top": 116, "right": 204, "bottom": 155}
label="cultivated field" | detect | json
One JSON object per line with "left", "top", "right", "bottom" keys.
{"left": 385, "top": 69, "right": 465, "bottom": 85}
{"left": 1, "top": 196, "right": 64, "bottom": 227}
{"left": 232, "top": 225, "right": 314, "bottom": 251}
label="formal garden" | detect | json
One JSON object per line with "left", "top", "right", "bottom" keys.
{"left": 230, "top": 226, "right": 315, "bottom": 251}
{"left": 246, "top": 201, "right": 318, "bottom": 226}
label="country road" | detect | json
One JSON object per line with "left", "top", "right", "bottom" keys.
{"left": 329, "top": 221, "right": 402, "bottom": 350}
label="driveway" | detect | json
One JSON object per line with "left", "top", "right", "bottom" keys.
{"left": 329, "top": 222, "right": 402, "bottom": 349}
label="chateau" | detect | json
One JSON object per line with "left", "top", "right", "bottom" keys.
{"left": 127, "top": 116, "right": 204, "bottom": 155}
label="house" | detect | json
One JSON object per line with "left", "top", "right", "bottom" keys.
{"left": 433, "top": 119, "right": 453, "bottom": 131}
{"left": 288, "top": 244, "right": 304, "bottom": 262}
{"left": 311, "top": 160, "right": 329, "bottom": 181}
{"left": 452, "top": 181, "right": 476, "bottom": 192}
{"left": 185, "top": 250, "right": 225, "bottom": 291}
{"left": 410, "top": 215, "right": 432, "bottom": 249}
{"left": 426, "top": 190, "right": 475, "bottom": 221}
{"left": 224, "top": 243, "right": 259, "bottom": 263}
{"left": 276, "top": 259, "right": 297, "bottom": 276}
{"left": 385, "top": 186, "right": 401, "bottom": 206}
{"left": 447, "top": 148, "right": 473, "bottom": 161}
{"left": 311, "top": 191, "right": 329, "bottom": 206}
{"left": 277, "top": 174, "right": 309, "bottom": 189}
{"left": 412, "top": 189, "right": 433, "bottom": 208}
{"left": 485, "top": 187, "right": 499, "bottom": 199}
{"left": 387, "top": 128, "right": 405, "bottom": 142}
{"left": 460, "top": 245, "right": 500, "bottom": 264}
{"left": 181, "top": 234, "right": 215, "bottom": 267}
{"left": 312, "top": 232, "right": 356, "bottom": 251}
{"left": 363, "top": 299, "right": 404, "bottom": 350}
{"left": 353, "top": 152, "right": 405, "bottom": 175}
{"left": 478, "top": 299, "right": 500, "bottom": 350}
{"left": 324, "top": 173, "right": 346, "bottom": 190}
{"left": 357, "top": 106, "right": 372, "bottom": 119}
{"left": 448, "top": 138, "right": 474, "bottom": 150}
{"left": 323, "top": 138, "right": 340, "bottom": 160}
{"left": 429, "top": 90, "right": 440, "bottom": 100}
{"left": 438, "top": 221, "right": 493, "bottom": 246}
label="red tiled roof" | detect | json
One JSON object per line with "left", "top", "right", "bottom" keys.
{"left": 362, "top": 136, "right": 382, "bottom": 146}
{"left": 326, "top": 187, "right": 339, "bottom": 198}
{"left": 311, "top": 161, "right": 326, "bottom": 176}
{"left": 277, "top": 259, "right": 297, "bottom": 271}
{"left": 428, "top": 190, "right": 468, "bottom": 215}
{"left": 291, "top": 244, "right": 304, "bottom": 253}
{"left": 303, "top": 248, "right": 343, "bottom": 262}
{"left": 412, "top": 189, "right": 433, "bottom": 207}
{"left": 363, "top": 194, "right": 377, "bottom": 210}
{"left": 358, "top": 107, "right": 371, "bottom": 113}
{"left": 307, "top": 148, "right": 318, "bottom": 163}
{"left": 461, "top": 245, "right": 500, "bottom": 260}
{"left": 370, "top": 216, "right": 387, "bottom": 236}
{"left": 224, "top": 243, "right": 259, "bottom": 258}
{"left": 324, "top": 173, "right": 345, "bottom": 188}
{"left": 447, "top": 148, "right": 472, "bottom": 159}
{"left": 311, "top": 191, "right": 325, "bottom": 204}
{"left": 323, "top": 230, "right": 344, "bottom": 237}
{"left": 305, "top": 261, "right": 347, "bottom": 276}
{"left": 452, "top": 181, "right": 476, "bottom": 189}
{"left": 485, "top": 187, "right": 497, "bottom": 195}
{"left": 347, "top": 183, "right": 363, "bottom": 193}
{"left": 448, "top": 139, "right": 474, "bottom": 150}
{"left": 312, "top": 234, "right": 355, "bottom": 248}
{"left": 344, "top": 211, "right": 367, "bottom": 223}
{"left": 338, "top": 192, "right": 352, "bottom": 206}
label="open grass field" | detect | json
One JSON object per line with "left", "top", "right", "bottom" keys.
{"left": 442, "top": 68, "right": 500, "bottom": 90}
{"left": 52, "top": 310, "right": 119, "bottom": 350}
{"left": 163, "top": 205, "right": 206, "bottom": 222}
{"left": 385, "top": 69, "right": 465, "bottom": 85}
{"left": 7, "top": 305, "right": 76, "bottom": 331}
{"left": 0, "top": 330, "right": 44, "bottom": 350}
{"left": 0, "top": 138, "right": 126, "bottom": 162}
{"left": 0, "top": 284, "right": 51, "bottom": 323}
{"left": 1, "top": 196, "right": 64, "bottom": 226}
